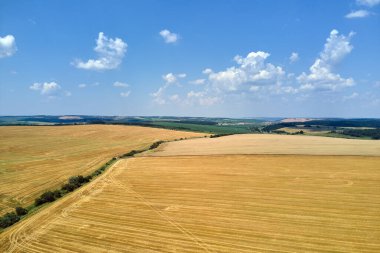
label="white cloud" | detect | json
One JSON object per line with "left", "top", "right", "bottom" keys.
{"left": 187, "top": 91, "right": 220, "bottom": 106}
{"left": 30, "top": 82, "right": 61, "bottom": 95}
{"left": 64, "top": 91, "right": 72, "bottom": 97}
{"left": 356, "top": 0, "right": 380, "bottom": 7}
{"left": 345, "top": 10, "right": 370, "bottom": 18}
{"left": 120, "top": 91, "right": 131, "bottom": 97}
{"left": 73, "top": 32, "right": 127, "bottom": 70}
{"left": 249, "top": 85, "right": 260, "bottom": 92}
{"left": 204, "top": 51, "right": 285, "bottom": 92}
{"left": 162, "top": 73, "right": 177, "bottom": 84}
{"left": 162, "top": 72, "right": 186, "bottom": 84}
{"left": 113, "top": 81, "right": 131, "bottom": 97}
{"left": 289, "top": 52, "right": 299, "bottom": 63}
{"left": 152, "top": 72, "right": 187, "bottom": 104}
{"left": 297, "top": 29, "right": 355, "bottom": 92}
{"left": 0, "top": 35, "right": 17, "bottom": 58}
{"left": 187, "top": 90, "right": 205, "bottom": 98}
{"left": 159, "top": 29, "right": 179, "bottom": 43}
{"left": 154, "top": 52, "right": 290, "bottom": 106}
{"left": 151, "top": 30, "right": 359, "bottom": 107}
{"left": 78, "top": 83, "right": 87, "bottom": 88}
{"left": 199, "top": 97, "right": 220, "bottom": 106}
{"left": 113, "top": 81, "right": 129, "bottom": 88}
{"left": 151, "top": 86, "right": 167, "bottom": 105}
{"left": 190, "top": 79, "right": 206, "bottom": 85}
{"left": 169, "top": 94, "right": 180, "bottom": 102}
{"left": 343, "top": 92, "right": 359, "bottom": 101}
{"left": 321, "top": 30, "right": 355, "bottom": 63}
{"left": 29, "top": 83, "right": 41, "bottom": 91}
{"left": 202, "top": 68, "right": 213, "bottom": 74}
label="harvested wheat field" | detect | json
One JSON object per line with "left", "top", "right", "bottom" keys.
{"left": 1, "top": 155, "right": 379, "bottom": 252}
{"left": 149, "top": 134, "right": 380, "bottom": 156}
{"left": 0, "top": 125, "right": 204, "bottom": 214}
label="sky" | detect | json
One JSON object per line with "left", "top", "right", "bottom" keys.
{"left": 0, "top": 0, "right": 380, "bottom": 118}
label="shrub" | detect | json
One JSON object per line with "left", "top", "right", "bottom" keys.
{"left": 15, "top": 206, "right": 28, "bottom": 216}
{"left": 62, "top": 183, "right": 76, "bottom": 192}
{"left": 210, "top": 134, "right": 232, "bottom": 138}
{"left": 53, "top": 190, "right": 62, "bottom": 199}
{"left": 61, "top": 175, "right": 90, "bottom": 193}
{"left": 0, "top": 212, "right": 20, "bottom": 228}
{"left": 69, "top": 175, "right": 86, "bottom": 187}
{"left": 120, "top": 150, "right": 138, "bottom": 158}
{"left": 150, "top": 141, "right": 164, "bottom": 149}
{"left": 35, "top": 191, "right": 56, "bottom": 206}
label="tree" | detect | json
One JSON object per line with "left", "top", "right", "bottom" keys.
{"left": 35, "top": 191, "right": 56, "bottom": 206}
{"left": 15, "top": 206, "right": 28, "bottom": 216}
{"left": 69, "top": 175, "right": 86, "bottom": 187}
{"left": 0, "top": 212, "right": 20, "bottom": 228}
{"left": 62, "top": 183, "right": 76, "bottom": 192}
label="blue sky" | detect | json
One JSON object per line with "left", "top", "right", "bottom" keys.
{"left": 0, "top": 0, "right": 379, "bottom": 117}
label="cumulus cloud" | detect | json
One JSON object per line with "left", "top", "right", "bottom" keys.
{"left": 112, "top": 81, "right": 131, "bottom": 97}
{"left": 151, "top": 30, "right": 359, "bottom": 107}
{"left": 162, "top": 73, "right": 177, "bottom": 84}
{"left": 356, "top": 0, "right": 380, "bottom": 7}
{"left": 289, "top": 52, "right": 299, "bottom": 63}
{"left": 189, "top": 79, "right": 206, "bottom": 85}
{"left": 162, "top": 72, "right": 186, "bottom": 84}
{"left": 297, "top": 29, "right": 355, "bottom": 92}
{"left": 120, "top": 91, "right": 131, "bottom": 97}
{"left": 202, "top": 68, "right": 213, "bottom": 74}
{"left": 199, "top": 96, "right": 220, "bottom": 106}
{"left": 249, "top": 85, "right": 260, "bottom": 92}
{"left": 113, "top": 81, "right": 129, "bottom": 88}
{"left": 169, "top": 94, "right": 180, "bottom": 102}
{"left": 204, "top": 51, "right": 285, "bottom": 92}
{"left": 159, "top": 29, "right": 179, "bottom": 43}
{"left": 154, "top": 52, "right": 290, "bottom": 106}
{"left": 78, "top": 83, "right": 87, "bottom": 88}
{"left": 345, "top": 10, "right": 370, "bottom": 18}
{"left": 0, "top": 35, "right": 17, "bottom": 58}
{"left": 152, "top": 73, "right": 187, "bottom": 104}
{"left": 343, "top": 92, "right": 359, "bottom": 101}
{"left": 30, "top": 82, "right": 61, "bottom": 95}
{"left": 151, "top": 86, "right": 167, "bottom": 105}
{"left": 187, "top": 91, "right": 220, "bottom": 106}
{"left": 73, "top": 32, "right": 127, "bottom": 70}
{"left": 187, "top": 91, "right": 205, "bottom": 98}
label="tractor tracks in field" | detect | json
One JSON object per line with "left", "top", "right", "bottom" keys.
{"left": 1, "top": 137, "right": 212, "bottom": 252}
{"left": 108, "top": 159, "right": 215, "bottom": 253}
{"left": 2, "top": 160, "right": 122, "bottom": 253}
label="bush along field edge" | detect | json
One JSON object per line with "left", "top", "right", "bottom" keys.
{"left": 0, "top": 140, "right": 168, "bottom": 231}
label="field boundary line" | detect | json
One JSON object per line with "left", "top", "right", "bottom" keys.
{"left": 1, "top": 160, "right": 122, "bottom": 252}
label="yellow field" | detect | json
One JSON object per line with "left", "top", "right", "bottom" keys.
{"left": 1, "top": 155, "right": 379, "bottom": 252}
{"left": 278, "top": 127, "right": 330, "bottom": 135}
{"left": 149, "top": 134, "right": 380, "bottom": 156}
{"left": 0, "top": 125, "right": 204, "bottom": 214}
